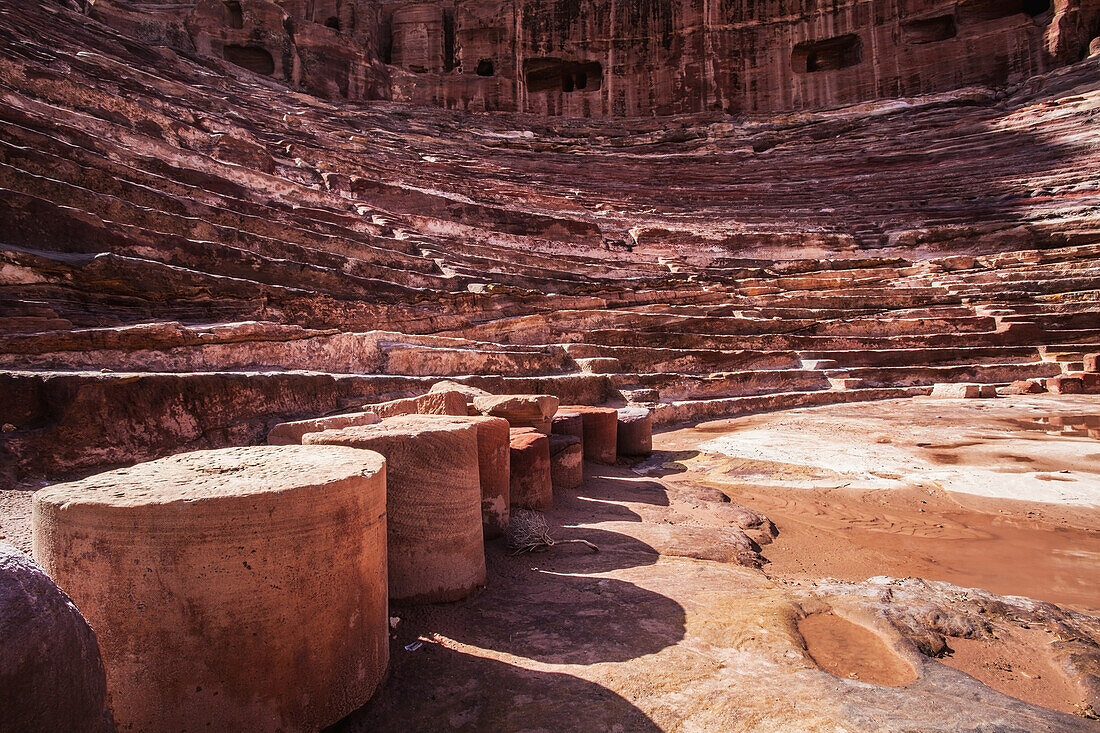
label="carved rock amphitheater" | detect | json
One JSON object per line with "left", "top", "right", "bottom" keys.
{"left": 2, "top": 0, "right": 1100, "bottom": 730}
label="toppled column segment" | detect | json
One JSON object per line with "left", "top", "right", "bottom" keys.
{"left": 32, "top": 445, "right": 389, "bottom": 733}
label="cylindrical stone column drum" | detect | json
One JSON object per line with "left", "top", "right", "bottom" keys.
{"left": 617, "top": 407, "right": 653, "bottom": 456}
{"left": 509, "top": 429, "right": 553, "bottom": 511}
{"left": 31, "top": 445, "right": 389, "bottom": 733}
{"left": 560, "top": 405, "right": 618, "bottom": 464}
{"left": 551, "top": 411, "right": 584, "bottom": 442}
{"left": 468, "top": 416, "right": 511, "bottom": 540}
{"left": 306, "top": 415, "right": 486, "bottom": 604}
{"left": 548, "top": 433, "right": 583, "bottom": 491}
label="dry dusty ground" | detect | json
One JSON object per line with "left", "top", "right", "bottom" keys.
{"left": 338, "top": 394, "right": 1100, "bottom": 731}
{"left": 4, "top": 395, "right": 1099, "bottom": 730}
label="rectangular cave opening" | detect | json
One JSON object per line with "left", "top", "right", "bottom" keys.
{"left": 442, "top": 7, "right": 455, "bottom": 72}
{"left": 524, "top": 58, "right": 603, "bottom": 93}
{"left": 902, "top": 14, "right": 957, "bottom": 44}
{"left": 224, "top": 45, "right": 274, "bottom": 76}
{"left": 224, "top": 0, "right": 243, "bottom": 29}
{"left": 791, "top": 34, "right": 863, "bottom": 73}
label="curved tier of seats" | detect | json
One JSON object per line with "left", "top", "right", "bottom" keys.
{"left": 1, "top": 0, "right": 1098, "bottom": 487}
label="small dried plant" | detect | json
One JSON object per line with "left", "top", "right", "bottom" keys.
{"left": 507, "top": 510, "right": 599, "bottom": 555}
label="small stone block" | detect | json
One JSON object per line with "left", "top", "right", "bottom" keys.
{"left": 575, "top": 357, "right": 622, "bottom": 374}
{"left": 930, "top": 383, "right": 981, "bottom": 399}
{"left": 365, "top": 390, "right": 469, "bottom": 418}
{"left": 474, "top": 394, "right": 560, "bottom": 433}
{"left": 267, "top": 410, "right": 380, "bottom": 445}
{"left": 1048, "top": 375, "right": 1085, "bottom": 395}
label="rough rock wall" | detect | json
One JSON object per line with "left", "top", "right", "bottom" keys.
{"left": 90, "top": 0, "right": 1100, "bottom": 115}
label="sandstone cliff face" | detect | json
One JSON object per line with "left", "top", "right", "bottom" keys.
{"left": 105, "top": 0, "right": 1100, "bottom": 115}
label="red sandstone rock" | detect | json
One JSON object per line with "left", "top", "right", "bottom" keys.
{"left": 305, "top": 416, "right": 486, "bottom": 604}
{"left": 365, "top": 390, "right": 469, "bottom": 418}
{"left": 560, "top": 405, "right": 618, "bottom": 464}
{"left": 473, "top": 394, "right": 560, "bottom": 433}
{"left": 458, "top": 415, "right": 511, "bottom": 540}
{"left": 547, "top": 433, "right": 583, "bottom": 491}
{"left": 509, "top": 429, "right": 552, "bottom": 511}
{"left": 616, "top": 407, "right": 653, "bottom": 456}
{"left": 551, "top": 411, "right": 585, "bottom": 442}
{"left": 32, "top": 445, "right": 389, "bottom": 732}
{"left": 575, "top": 357, "right": 621, "bottom": 374}
{"left": 0, "top": 543, "right": 114, "bottom": 733}
{"left": 429, "top": 380, "right": 492, "bottom": 402}
{"left": 267, "top": 409, "right": 380, "bottom": 445}
{"left": 172, "top": 0, "right": 1100, "bottom": 116}
{"left": 930, "top": 383, "right": 981, "bottom": 399}
{"left": 1048, "top": 375, "right": 1085, "bottom": 395}
{"left": 1083, "top": 353, "right": 1099, "bottom": 372}
{"left": 999, "top": 380, "right": 1046, "bottom": 395}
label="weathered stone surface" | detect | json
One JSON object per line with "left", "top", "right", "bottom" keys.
{"left": 1082, "top": 353, "right": 1099, "bottom": 372}
{"left": 32, "top": 446, "right": 388, "bottom": 732}
{"left": 146, "top": 0, "right": 1100, "bottom": 116}
{"left": 267, "top": 409, "right": 380, "bottom": 444}
{"left": 1048, "top": 375, "right": 1085, "bottom": 395}
{"left": 364, "top": 390, "right": 469, "bottom": 418}
{"left": 551, "top": 411, "right": 585, "bottom": 443}
{"left": 575, "top": 357, "right": 621, "bottom": 374}
{"left": 617, "top": 407, "right": 653, "bottom": 457}
{"left": 999, "top": 379, "right": 1047, "bottom": 395}
{"left": 459, "top": 415, "right": 512, "bottom": 540}
{"left": 547, "top": 432, "right": 583, "bottom": 491}
{"left": 930, "top": 382, "right": 981, "bottom": 399}
{"left": 509, "top": 429, "right": 553, "bottom": 511}
{"left": 305, "top": 416, "right": 486, "bottom": 603}
{"left": 473, "top": 394, "right": 559, "bottom": 433}
{"left": 560, "top": 405, "right": 618, "bottom": 464}
{"left": 428, "top": 380, "right": 493, "bottom": 402}
{"left": 0, "top": 543, "right": 114, "bottom": 733}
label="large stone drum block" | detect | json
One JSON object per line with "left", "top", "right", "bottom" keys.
{"left": 560, "top": 405, "right": 618, "bottom": 464}
{"left": 1, "top": 543, "right": 114, "bottom": 733}
{"left": 31, "top": 445, "right": 389, "bottom": 733}
{"left": 509, "top": 429, "right": 553, "bottom": 511}
{"left": 617, "top": 407, "right": 653, "bottom": 457}
{"left": 305, "top": 415, "right": 486, "bottom": 603}
{"left": 548, "top": 433, "right": 583, "bottom": 491}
